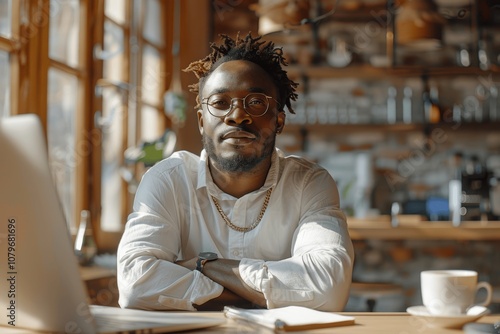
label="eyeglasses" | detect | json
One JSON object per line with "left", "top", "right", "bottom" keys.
{"left": 201, "top": 93, "right": 280, "bottom": 118}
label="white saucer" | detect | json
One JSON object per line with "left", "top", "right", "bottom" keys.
{"left": 406, "top": 305, "right": 490, "bottom": 329}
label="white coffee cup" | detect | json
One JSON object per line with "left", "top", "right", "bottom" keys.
{"left": 421, "top": 270, "right": 492, "bottom": 316}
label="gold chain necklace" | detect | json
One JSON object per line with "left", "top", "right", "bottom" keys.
{"left": 211, "top": 187, "right": 273, "bottom": 233}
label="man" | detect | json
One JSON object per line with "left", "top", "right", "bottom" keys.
{"left": 117, "top": 33, "right": 354, "bottom": 312}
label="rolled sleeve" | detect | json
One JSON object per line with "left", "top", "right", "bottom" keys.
{"left": 239, "top": 258, "right": 315, "bottom": 309}
{"left": 157, "top": 271, "right": 224, "bottom": 310}
{"left": 117, "top": 161, "right": 224, "bottom": 311}
{"left": 239, "top": 191, "right": 354, "bottom": 312}
{"left": 118, "top": 218, "right": 224, "bottom": 310}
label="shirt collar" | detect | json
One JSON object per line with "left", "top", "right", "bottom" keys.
{"left": 196, "top": 148, "right": 282, "bottom": 195}
{"left": 196, "top": 150, "right": 209, "bottom": 190}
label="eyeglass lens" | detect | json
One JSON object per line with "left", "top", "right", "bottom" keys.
{"left": 205, "top": 93, "right": 270, "bottom": 117}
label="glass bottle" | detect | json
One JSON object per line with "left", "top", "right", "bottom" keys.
{"left": 449, "top": 152, "right": 463, "bottom": 226}
{"left": 74, "top": 210, "right": 97, "bottom": 266}
{"left": 423, "top": 80, "right": 441, "bottom": 124}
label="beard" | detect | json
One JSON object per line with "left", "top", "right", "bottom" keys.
{"left": 203, "top": 132, "right": 275, "bottom": 173}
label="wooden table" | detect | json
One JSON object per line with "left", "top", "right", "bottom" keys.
{"left": 184, "top": 312, "right": 500, "bottom": 333}
{"left": 1, "top": 312, "right": 497, "bottom": 333}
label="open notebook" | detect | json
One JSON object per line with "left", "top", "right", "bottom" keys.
{"left": 224, "top": 306, "right": 355, "bottom": 331}
{"left": 0, "top": 114, "right": 225, "bottom": 333}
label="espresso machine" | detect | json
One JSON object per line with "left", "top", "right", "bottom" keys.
{"left": 458, "top": 155, "right": 495, "bottom": 222}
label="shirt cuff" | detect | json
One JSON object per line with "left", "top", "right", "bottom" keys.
{"left": 157, "top": 270, "right": 223, "bottom": 311}
{"left": 239, "top": 258, "right": 315, "bottom": 309}
{"left": 239, "top": 258, "right": 269, "bottom": 292}
{"left": 191, "top": 270, "right": 224, "bottom": 306}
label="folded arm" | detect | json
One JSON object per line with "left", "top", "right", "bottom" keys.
{"left": 175, "top": 215, "right": 353, "bottom": 312}
{"left": 175, "top": 258, "right": 266, "bottom": 309}
{"left": 239, "top": 218, "right": 354, "bottom": 311}
{"left": 117, "top": 219, "right": 224, "bottom": 311}
{"left": 117, "top": 167, "right": 225, "bottom": 311}
{"left": 235, "top": 167, "right": 355, "bottom": 311}
{"left": 117, "top": 159, "right": 354, "bottom": 312}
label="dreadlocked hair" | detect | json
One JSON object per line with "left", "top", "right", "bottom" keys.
{"left": 183, "top": 32, "right": 298, "bottom": 114}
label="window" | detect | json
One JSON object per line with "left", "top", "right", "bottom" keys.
{"left": 0, "top": 0, "right": 12, "bottom": 118}
{"left": 47, "top": 0, "right": 88, "bottom": 231}
{"left": 95, "top": 1, "right": 129, "bottom": 233}
{"left": 0, "top": 0, "right": 19, "bottom": 119}
{"left": 0, "top": 50, "right": 9, "bottom": 117}
{"left": 95, "top": 0, "right": 168, "bottom": 236}
{"left": 0, "top": 0, "right": 13, "bottom": 38}
{"left": 1, "top": 0, "right": 213, "bottom": 252}
{"left": 47, "top": 68, "right": 79, "bottom": 227}
{"left": 1, "top": 0, "right": 175, "bottom": 251}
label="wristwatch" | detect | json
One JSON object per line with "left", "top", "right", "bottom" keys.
{"left": 195, "top": 252, "right": 218, "bottom": 273}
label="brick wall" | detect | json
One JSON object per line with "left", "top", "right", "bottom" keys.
{"left": 345, "top": 239, "right": 500, "bottom": 312}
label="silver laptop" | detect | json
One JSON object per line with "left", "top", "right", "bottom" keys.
{"left": 0, "top": 114, "right": 225, "bottom": 333}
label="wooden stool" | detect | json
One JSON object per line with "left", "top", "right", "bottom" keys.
{"left": 350, "top": 282, "right": 405, "bottom": 312}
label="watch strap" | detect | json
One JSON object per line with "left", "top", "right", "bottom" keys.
{"left": 195, "top": 257, "right": 206, "bottom": 272}
{"left": 195, "top": 252, "right": 218, "bottom": 273}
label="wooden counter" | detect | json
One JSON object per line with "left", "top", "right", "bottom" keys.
{"left": 347, "top": 216, "right": 500, "bottom": 240}
{"left": 184, "top": 312, "right": 500, "bottom": 334}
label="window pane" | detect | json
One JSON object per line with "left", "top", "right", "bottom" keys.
{"left": 105, "top": 0, "right": 126, "bottom": 24}
{"left": 49, "top": 0, "right": 80, "bottom": 68}
{"left": 47, "top": 68, "right": 78, "bottom": 230}
{"left": 143, "top": 0, "right": 163, "bottom": 46}
{"left": 141, "top": 45, "right": 161, "bottom": 105}
{"left": 0, "top": 51, "right": 10, "bottom": 117}
{"left": 0, "top": 0, "right": 12, "bottom": 38}
{"left": 103, "top": 20, "right": 125, "bottom": 81}
{"left": 100, "top": 88, "right": 125, "bottom": 231}
{"left": 141, "top": 105, "right": 162, "bottom": 142}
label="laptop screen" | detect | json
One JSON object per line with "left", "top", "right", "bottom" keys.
{"left": 0, "top": 114, "right": 97, "bottom": 332}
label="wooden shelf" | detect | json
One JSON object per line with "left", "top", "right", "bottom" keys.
{"left": 347, "top": 216, "right": 500, "bottom": 240}
{"left": 282, "top": 122, "right": 500, "bottom": 134}
{"left": 286, "top": 64, "right": 500, "bottom": 80}
{"left": 324, "top": 3, "right": 388, "bottom": 22}
{"left": 283, "top": 123, "right": 419, "bottom": 134}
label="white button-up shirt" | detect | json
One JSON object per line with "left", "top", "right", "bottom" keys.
{"left": 117, "top": 148, "right": 354, "bottom": 311}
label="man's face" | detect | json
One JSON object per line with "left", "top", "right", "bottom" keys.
{"left": 197, "top": 60, "right": 285, "bottom": 173}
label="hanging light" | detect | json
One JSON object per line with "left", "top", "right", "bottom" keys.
{"left": 252, "top": 0, "right": 311, "bottom": 36}
{"left": 395, "top": 0, "right": 446, "bottom": 49}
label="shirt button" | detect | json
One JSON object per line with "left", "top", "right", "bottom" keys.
{"left": 232, "top": 250, "right": 239, "bottom": 256}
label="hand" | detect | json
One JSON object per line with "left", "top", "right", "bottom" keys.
{"left": 199, "top": 258, "right": 267, "bottom": 308}
{"left": 194, "top": 289, "right": 258, "bottom": 311}
{"left": 177, "top": 257, "right": 266, "bottom": 309}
